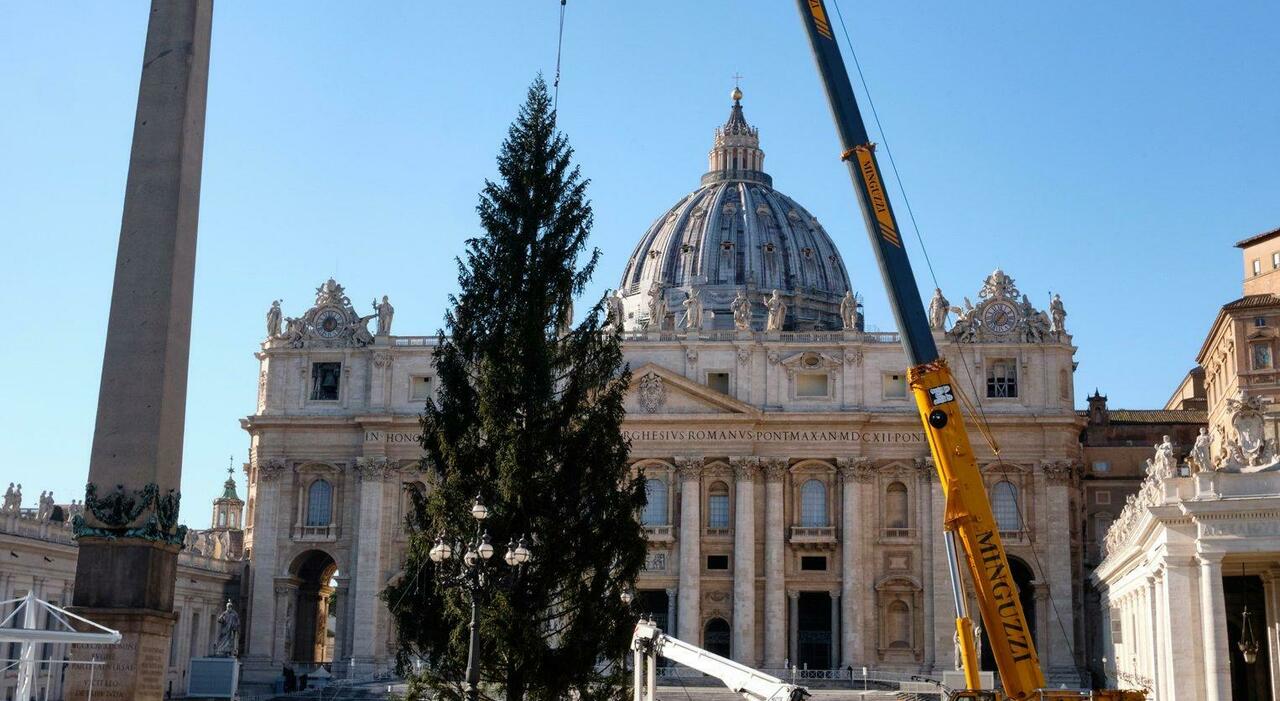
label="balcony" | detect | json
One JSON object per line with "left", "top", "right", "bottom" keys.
{"left": 999, "top": 529, "right": 1030, "bottom": 544}
{"left": 292, "top": 524, "right": 338, "bottom": 542}
{"left": 643, "top": 524, "right": 674, "bottom": 543}
{"left": 789, "top": 525, "right": 837, "bottom": 549}
{"left": 703, "top": 526, "right": 732, "bottom": 539}
{"left": 879, "top": 527, "right": 918, "bottom": 542}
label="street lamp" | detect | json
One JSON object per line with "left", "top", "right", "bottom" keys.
{"left": 429, "top": 494, "right": 532, "bottom": 701}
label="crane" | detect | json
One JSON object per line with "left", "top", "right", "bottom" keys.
{"left": 792, "top": 2, "right": 1143, "bottom": 700}
{"left": 630, "top": 618, "right": 809, "bottom": 701}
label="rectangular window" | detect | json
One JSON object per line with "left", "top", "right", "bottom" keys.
{"left": 1253, "top": 343, "right": 1273, "bottom": 370}
{"left": 1110, "top": 610, "right": 1123, "bottom": 643}
{"left": 706, "top": 555, "right": 730, "bottom": 570}
{"left": 1257, "top": 317, "right": 1268, "bottom": 328}
{"left": 986, "top": 359, "right": 1018, "bottom": 398}
{"left": 800, "top": 556, "right": 827, "bottom": 571}
{"left": 706, "top": 371, "right": 730, "bottom": 395}
{"left": 1092, "top": 461, "right": 1110, "bottom": 473}
{"left": 410, "top": 375, "right": 433, "bottom": 401}
{"left": 310, "top": 362, "right": 342, "bottom": 401}
{"left": 707, "top": 494, "right": 730, "bottom": 529}
{"left": 883, "top": 373, "right": 907, "bottom": 399}
{"left": 1254, "top": 259, "right": 1262, "bottom": 276}
{"left": 1273, "top": 252, "right": 1279, "bottom": 269}
{"left": 1095, "top": 491, "right": 1111, "bottom": 505}
{"left": 796, "top": 373, "right": 830, "bottom": 397}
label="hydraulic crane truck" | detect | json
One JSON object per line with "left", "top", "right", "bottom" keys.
{"left": 793, "top": 2, "right": 1143, "bottom": 700}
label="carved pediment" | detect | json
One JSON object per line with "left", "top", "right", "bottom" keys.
{"left": 624, "top": 364, "right": 760, "bottom": 417}
{"left": 778, "top": 351, "right": 842, "bottom": 377}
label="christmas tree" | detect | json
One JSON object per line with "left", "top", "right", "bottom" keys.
{"left": 384, "top": 77, "right": 646, "bottom": 701}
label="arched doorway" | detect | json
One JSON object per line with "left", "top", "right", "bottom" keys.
{"left": 704, "top": 618, "right": 731, "bottom": 659}
{"left": 979, "top": 555, "right": 1036, "bottom": 672}
{"left": 290, "top": 550, "right": 339, "bottom": 667}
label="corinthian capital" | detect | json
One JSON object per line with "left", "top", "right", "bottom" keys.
{"left": 730, "top": 456, "right": 759, "bottom": 482}
{"left": 257, "top": 458, "right": 289, "bottom": 482}
{"left": 355, "top": 456, "right": 394, "bottom": 481}
{"left": 836, "top": 456, "right": 874, "bottom": 483}
{"left": 914, "top": 456, "right": 937, "bottom": 481}
{"left": 674, "top": 456, "right": 704, "bottom": 482}
{"left": 761, "top": 457, "right": 789, "bottom": 483}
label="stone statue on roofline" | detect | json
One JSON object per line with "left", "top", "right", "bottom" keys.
{"left": 1187, "top": 427, "right": 1212, "bottom": 473}
{"left": 682, "top": 287, "right": 704, "bottom": 332}
{"left": 374, "top": 295, "right": 395, "bottom": 336}
{"left": 763, "top": 289, "right": 787, "bottom": 332}
{"left": 731, "top": 291, "right": 752, "bottom": 330}
{"left": 605, "top": 290, "right": 625, "bottom": 333}
{"left": 646, "top": 282, "right": 667, "bottom": 331}
{"left": 840, "top": 290, "right": 858, "bottom": 331}
{"left": 928, "top": 288, "right": 950, "bottom": 331}
{"left": 1049, "top": 293, "right": 1067, "bottom": 335}
{"left": 266, "top": 300, "right": 282, "bottom": 339}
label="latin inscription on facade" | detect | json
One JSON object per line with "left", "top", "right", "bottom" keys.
{"left": 363, "top": 431, "right": 422, "bottom": 444}
{"left": 623, "top": 429, "right": 925, "bottom": 444}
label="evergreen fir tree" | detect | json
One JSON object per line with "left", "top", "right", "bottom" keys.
{"left": 384, "top": 77, "right": 646, "bottom": 701}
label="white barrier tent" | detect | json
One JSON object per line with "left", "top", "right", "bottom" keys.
{"left": 0, "top": 591, "right": 120, "bottom": 699}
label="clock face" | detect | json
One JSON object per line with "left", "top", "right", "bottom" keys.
{"left": 982, "top": 300, "right": 1019, "bottom": 335}
{"left": 314, "top": 308, "right": 346, "bottom": 338}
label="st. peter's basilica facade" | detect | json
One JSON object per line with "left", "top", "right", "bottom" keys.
{"left": 236, "top": 92, "right": 1086, "bottom": 690}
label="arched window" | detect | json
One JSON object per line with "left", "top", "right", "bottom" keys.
{"left": 801, "top": 479, "right": 827, "bottom": 527}
{"left": 992, "top": 481, "right": 1020, "bottom": 532}
{"left": 217, "top": 510, "right": 227, "bottom": 527}
{"left": 888, "top": 600, "right": 911, "bottom": 648}
{"left": 704, "top": 617, "right": 731, "bottom": 658}
{"left": 885, "top": 481, "right": 909, "bottom": 529}
{"left": 707, "top": 481, "right": 730, "bottom": 529}
{"left": 642, "top": 478, "right": 668, "bottom": 526}
{"left": 306, "top": 479, "right": 333, "bottom": 527}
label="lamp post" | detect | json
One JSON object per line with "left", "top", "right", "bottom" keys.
{"left": 429, "top": 494, "right": 533, "bottom": 701}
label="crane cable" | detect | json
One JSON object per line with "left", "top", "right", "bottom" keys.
{"left": 553, "top": 0, "right": 567, "bottom": 116}
{"left": 829, "top": 0, "right": 1080, "bottom": 668}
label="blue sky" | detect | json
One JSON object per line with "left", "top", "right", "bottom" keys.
{"left": 3, "top": 1, "right": 1277, "bottom": 515}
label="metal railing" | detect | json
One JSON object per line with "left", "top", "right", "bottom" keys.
{"left": 788, "top": 526, "right": 837, "bottom": 543}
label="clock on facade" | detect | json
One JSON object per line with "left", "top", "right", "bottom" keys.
{"left": 982, "top": 300, "right": 1019, "bottom": 335}
{"left": 313, "top": 307, "right": 346, "bottom": 338}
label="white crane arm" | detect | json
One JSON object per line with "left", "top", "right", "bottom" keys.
{"left": 631, "top": 620, "right": 808, "bottom": 701}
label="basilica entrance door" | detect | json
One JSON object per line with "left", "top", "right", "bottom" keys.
{"left": 797, "top": 592, "right": 833, "bottom": 670}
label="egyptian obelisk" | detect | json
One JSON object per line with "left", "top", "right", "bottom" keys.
{"left": 63, "top": 2, "right": 213, "bottom": 699}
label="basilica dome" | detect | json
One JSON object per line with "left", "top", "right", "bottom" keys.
{"left": 617, "top": 90, "right": 852, "bottom": 332}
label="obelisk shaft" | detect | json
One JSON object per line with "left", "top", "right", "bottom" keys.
{"left": 66, "top": 2, "right": 213, "bottom": 699}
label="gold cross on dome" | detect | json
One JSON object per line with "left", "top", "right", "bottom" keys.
{"left": 732, "top": 72, "right": 744, "bottom": 88}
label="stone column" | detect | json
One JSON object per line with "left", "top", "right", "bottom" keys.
{"left": 1198, "top": 553, "right": 1230, "bottom": 701}
{"left": 243, "top": 459, "right": 287, "bottom": 684}
{"left": 829, "top": 592, "right": 840, "bottom": 669}
{"left": 1043, "top": 464, "right": 1078, "bottom": 678}
{"left": 1263, "top": 570, "right": 1280, "bottom": 701}
{"left": 788, "top": 590, "right": 800, "bottom": 666}
{"left": 916, "top": 457, "right": 936, "bottom": 671}
{"left": 331, "top": 575, "right": 350, "bottom": 667}
{"left": 838, "top": 458, "right": 871, "bottom": 667}
{"left": 665, "top": 587, "right": 678, "bottom": 634}
{"left": 273, "top": 579, "right": 299, "bottom": 663}
{"left": 763, "top": 458, "right": 788, "bottom": 667}
{"left": 731, "top": 457, "right": 757, "bottom": 665}
{"left": 676, "top": 457, "right": 703, "bottom": 643}
{"left": 64, "top": 3, "right": 213, "bottom": 699}
{"left": 351, "top": 458, "right": 391, "bottom": 674}
{"left": 1147, "top": 573, "right": 1163, "bottom": 700}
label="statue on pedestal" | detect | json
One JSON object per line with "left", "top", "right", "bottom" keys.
{"left": 731, "top": 292, "right": 752, "bottom": 331}
{"left": 840, "top": 290, "right": 858, "bottom": 331}
{"left": 646, "top": 283, "right": 667, "bottom": 331}
{"left": 213, "top": 600, "right": 240, "bottom": 657}
{"left": 1188, "top": 427, "right": 1212, "bottom": 473}
{"left": 682, "top": 288, "right": 704, "bottom": 332}
{"left": 928, "top": 288, "right": 950, "bottom": 331}
{"left": 605, "top": 290, "right": 625, "bottom": 333}
{"left": 374, "top": 295, "right": 395, "bottom": 336}
{"left": 1049, "top": 293, "right": 1067, "bottom": 335}
{"left": 266, "top": 300, "right": 282, "bottom": 339}
{"left": 1147, "top": 435, "right": 1177, "bottom": 481}
{"left": 763, "top": 289, "right": 787, "bottom": 332}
